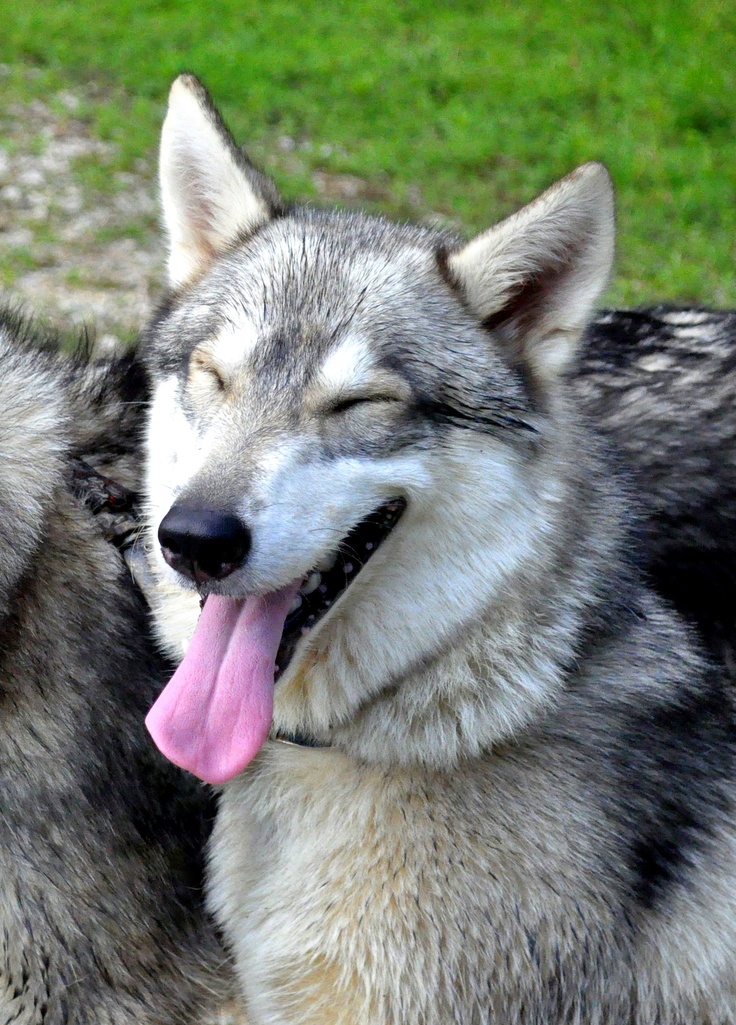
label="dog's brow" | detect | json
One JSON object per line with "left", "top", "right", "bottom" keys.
{"left": 207, "top": 321, "right": 260, "bottom": 368}
{"left": 319, "top": 336, "right": 376, "bottom": 392}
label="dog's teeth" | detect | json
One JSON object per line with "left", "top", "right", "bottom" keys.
{"left": 288, "top": 594, "right": 303, "bottom": 614}
{"left": 301, "top": 571, "right": 321, "bottom": 595}
{"left": 316, "top": 551, "right": 337, "bottom": 573}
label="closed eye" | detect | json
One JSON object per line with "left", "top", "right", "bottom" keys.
{"left": 190, "top": 353, "right": 226, "bottom": 392}
{"left": 329, "top": 394, "right": 401, "bottom": 415}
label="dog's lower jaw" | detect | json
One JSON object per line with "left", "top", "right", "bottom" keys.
{"left": 270, "top": 599, "right": 571, "bottom": 769}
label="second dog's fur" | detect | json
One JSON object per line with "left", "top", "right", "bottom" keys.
{"left": 578, "top": 305, "right": 736, "bottom": 660}
{"left": 0, "top": 311, "right": 230, "bottom": 1024}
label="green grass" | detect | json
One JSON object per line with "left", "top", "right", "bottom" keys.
{"left": 1, "top": 0, "right": 735, "bottom": 304}
{"left": 0, "top": 245, "right": 51, "bottom": 288}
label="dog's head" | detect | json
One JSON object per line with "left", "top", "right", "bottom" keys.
{"left": 143, "top": 75, "right": 615, "bottom": 781}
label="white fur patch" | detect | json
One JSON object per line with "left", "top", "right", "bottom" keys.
{"left": 637, "top": 352, "right": 675, "bottom": 373}
{"left": 143, "top": 374, "right": 214, "bottom": 658}
{"left": 145, "top": 375, "right": 208, "bottom": 531}
{"left": 319, "top": 335, "right": 376, "bottom": 394}
{"left": 660, "top": 309, "right": 713, "bottom": 326}
{"left": 206, "top": 320, "right": 261, "bottom": 374}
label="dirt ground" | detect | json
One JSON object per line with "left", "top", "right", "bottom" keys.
{"left": 0, "top": 80, "right": 162, "bottom": 347}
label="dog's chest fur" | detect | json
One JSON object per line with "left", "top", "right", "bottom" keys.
{"left": 206, "top": 684, "right": 736, "bottom": 1020}
{"left": 207, "top": 734, "right": 732, "bottom": 1025}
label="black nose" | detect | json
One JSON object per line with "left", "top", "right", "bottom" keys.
{"left": 158, "top": 506, "right": 251, "bottom": 584}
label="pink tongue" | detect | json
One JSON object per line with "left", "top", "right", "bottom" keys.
{"left": 146, "top": 584, "right": 300, "bottom": 784}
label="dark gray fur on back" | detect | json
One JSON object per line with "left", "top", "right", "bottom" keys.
{"left": 0, "top": 311, "right": 227, "bottom": 1024}
{"left": 577, "top": 306, "right": 736, "bottom": 661}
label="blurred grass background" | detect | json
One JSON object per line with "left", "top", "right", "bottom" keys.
{"left": 1, "top": 0, "right": 735, "bottom": 306}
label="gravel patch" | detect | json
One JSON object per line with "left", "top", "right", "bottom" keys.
{"left": 0, "top": 78, "right": 429, "bottom": 355}
{"left": 0, "top": 73, "right": 433, "bottom": 356}
{"left": 0, "top": 82, "right": 163, "bottom": 346}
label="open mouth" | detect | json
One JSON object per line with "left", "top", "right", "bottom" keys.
{"left": 146, "top": 495, "right": 407, "bottom": 785}
{"left": 275, "top": 497, "right": 406, "bottom": 677}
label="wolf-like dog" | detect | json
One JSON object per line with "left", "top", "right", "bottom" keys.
{"left": 0, "top": 310, "right": 231, "bottom": 1024}
{"left": 142, "top": 75, "right": 736, "bottom": 1024}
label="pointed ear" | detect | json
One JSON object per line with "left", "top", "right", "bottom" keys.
{"left": 446, "top": 163, "right": 614, "bottom": 387}
{"left": 159, "top": 74, "right": 281, "bottom": 289}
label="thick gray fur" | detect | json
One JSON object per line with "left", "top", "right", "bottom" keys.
{"left": 0, "top": 310, "right": 229, "bottom": 1024}
{"left": 578, "top": 306, "right": 736, "bottom": 661}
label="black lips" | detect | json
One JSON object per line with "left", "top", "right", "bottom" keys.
{"left": 275, "top": 498, "right": 406, "bottom": 677}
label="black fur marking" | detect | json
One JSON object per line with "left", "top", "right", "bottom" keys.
{"left": 617, "top": 678, "right": 735, "bottom": 911}
{"left": 414, "top": 396, "right": 539, "bottom": 437}
{"left": 581, "top": 306, "right": 736, "bottom": 373}
{"left": 647, "top": 526, "right": 736, "bottom": 659}
{"left": 577, "top": 306, "right": 736, "bottom": 667}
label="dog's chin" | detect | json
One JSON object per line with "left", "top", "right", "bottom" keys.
{"left": 274, "top": 497, "right": 406, "bottom": 679}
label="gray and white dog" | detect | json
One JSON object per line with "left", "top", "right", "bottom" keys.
{"left": 0, "top": 310, "right": 231, "bottom": 1024}
{"left": 138, "top": 76, "right": 736, "bottom": 1023}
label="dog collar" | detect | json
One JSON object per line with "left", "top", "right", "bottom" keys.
{"left": 273, "top": 730, "right": 331, "bottom": 749}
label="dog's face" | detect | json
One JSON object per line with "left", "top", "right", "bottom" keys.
{"left": 146, "top": 213, "right": 540, "bottom": 616}
{"left": 143, "top": 75, "right": 614, "bottom": 782}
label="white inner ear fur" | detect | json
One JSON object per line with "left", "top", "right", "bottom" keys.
{"left": 160, "top": 75, "right": 273, "bottom": 289}
{"left": 447, "top": 163, "right": 615, "bottom": 383}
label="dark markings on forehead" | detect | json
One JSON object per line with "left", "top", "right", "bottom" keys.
{"left": 144, "top": 207, "right": 456, "bottom": 378}
{"left": 234, "top": 272, "right": 375, "bottom": 399}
